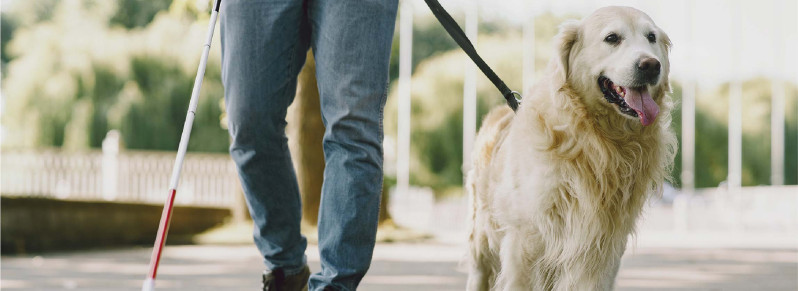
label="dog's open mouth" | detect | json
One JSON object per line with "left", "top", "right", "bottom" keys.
{"left": 598, "top": 76, "right": 659, "bottom": 126}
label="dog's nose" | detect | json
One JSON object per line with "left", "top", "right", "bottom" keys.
{"left": 636, "top": 57, "right": 661, "bottom": 82}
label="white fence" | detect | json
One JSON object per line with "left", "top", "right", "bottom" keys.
{"left": 685, "top": 185, "right": 798, "bottom": 232}
{"left": 1, "top": 148, "right": 240, "bottom": 208}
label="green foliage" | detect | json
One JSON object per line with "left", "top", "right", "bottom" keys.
{"left": 1, "top": 14, "right": 18, "bottom": 67}
{"left": 118, "top": 55, "right": 227, "bottom": 152}
{"left": 388, "top": 14, "right": 527, "bottom": 84}
{"left": 121, "top": 56, "right": 191, "bottom": 150}
{"left": 389, "top": 18, "right": 456, "bottom": 83}
{"left": 2, "top": 0, "right": 228, "bottom": 152}
{"left": 670, "top": 79, "right": 798, "bottom": 187}
{"left": 6, "top": 0, "right": 61, "bottom": 26}
{"left": 786, "top": 96, "right": 798, "bottom": 185}
{"left": 110, "top": 0, "right": 174, "bottom": 29}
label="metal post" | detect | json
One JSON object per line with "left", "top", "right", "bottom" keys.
{"left": 771, "top": 79, "right": 785, "bottom": 186}
{"left": 770, "top": 3, "right": 785, "bottom": 186}
{"left": 462, "top": 0, "right": 478, "bottom": 177}
{"left": 728, "top": 86, "right": 743, "bottom": 188}
{"left": 522, "top": 1, "right": 535, "bottom": 95}
{"left": 676, "top": 0, "right": 695, "bottom": 232}
{"left": 397, "top": 0, "right": 413, "bottom": 197}
{"left": 727, "top": 2, "right": 743, "bottom": 230}
{"left": 102, "top": 130, "right": 121, "bottom": 201}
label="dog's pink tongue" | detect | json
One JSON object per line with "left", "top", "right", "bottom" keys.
{"left": 624, "top": 87, "right": 659, "bottom": 126}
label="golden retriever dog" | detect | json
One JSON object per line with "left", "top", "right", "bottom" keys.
{"left": 466, "top": 6, "right": 677, "bottom": 291}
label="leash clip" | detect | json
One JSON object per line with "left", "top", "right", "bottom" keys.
{"left": 505, "top": 91, "right": 522, "bottom": 112}
{"left": 510, "top": 91, "right": 522, "bottom": 103}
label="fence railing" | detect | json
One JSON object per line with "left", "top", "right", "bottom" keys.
{"left": 688, "top": 185, "right": 798, "bottom": 232}
{"left": 1, "top": 148, "right": 240, "bottom": 208}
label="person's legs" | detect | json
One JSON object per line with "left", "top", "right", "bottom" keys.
{"left": 306, "top": 0, "right": 399, "bottom": 290}
{"left": 221, "top": 0, "right": 311, "bottom": 276}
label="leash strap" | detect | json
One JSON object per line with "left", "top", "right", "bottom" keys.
{"left": 422, "top": 0, "right": 521, "bottom": 111}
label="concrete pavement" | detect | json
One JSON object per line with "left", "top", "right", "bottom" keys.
{"left": 2, "top": 241, "right": 797, "bottom": 290}
{"left": 4, "top": 198, "right": 798, "bottom": 290}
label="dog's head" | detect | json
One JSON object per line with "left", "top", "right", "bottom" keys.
{"left": 555, "top": 6, "right": 671, "bottom": 126}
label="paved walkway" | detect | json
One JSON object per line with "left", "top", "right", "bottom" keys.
{"left": 3, "top": 241, "right": 797, "bottom": 290}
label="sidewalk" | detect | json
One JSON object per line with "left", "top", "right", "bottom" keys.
{"left": 2, "top": 241, "right": 796, "bottom": 290}
{"left": 4, "top": 195, "right": 798, "bottom": 290}
{"left": 1, "top": 243, "right": 466, "bottom": 291}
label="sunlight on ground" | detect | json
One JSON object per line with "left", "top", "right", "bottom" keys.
{"left": 2, "top": 241, "right": 796, "bottom": 290}
{"left": 0, "top": 280, "right": 31, "bottom": 288}
{"left": 616, "top": 248, "right": 798, "bottom": 290}
{"left": 363, "top": 275, "right": 462, "bottom": 285}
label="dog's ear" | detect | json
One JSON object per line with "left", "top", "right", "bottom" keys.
{"left": 658, "top": 28, "right": 672, "bottom": 53}
{"left": 658, "top": 28, "right": 672, "bottom": 71}
{"left": 555, "top": 20, "right": 580, "bottom": 83}
{"left": 658, "top": 28, "right": 672, "bottom": 92}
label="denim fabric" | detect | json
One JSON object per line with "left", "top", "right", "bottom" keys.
{"left": 220, "top": 0, "right": 398, "bottom": 290}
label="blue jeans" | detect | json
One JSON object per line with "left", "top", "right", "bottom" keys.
{"left": 220, "top": 0, "right": 397, "bottom": 290}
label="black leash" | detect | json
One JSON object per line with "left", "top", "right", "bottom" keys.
{"left": 422, "top": 0, "right": 522, "bottom": 112}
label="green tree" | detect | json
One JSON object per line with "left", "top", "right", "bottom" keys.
{"left": 110, "top": 0, "right": 174, "bottom": 29}
{"left": 2, "top": 0, "right": 227, "bottom": 152}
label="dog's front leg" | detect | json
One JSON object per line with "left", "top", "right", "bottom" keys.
{"left": 496, "top": 232, "right": 528, "bottom": 291}
{"left": 466, "top": 240, "right": 492, "bottom": 291}
{"left": 466, "top": 265, "right": 490, "bottom": 291}
{"left": 466, "top": 214, "right": 495, "bottom": 291}
{"left": 599, "top": 252, "right": 623, "bottom": 290}
{"left": 555, "top": 251, "right": 623, "bottom": 291}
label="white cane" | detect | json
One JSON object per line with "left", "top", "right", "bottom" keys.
{"left": 141, "top": 0, "right": 221, "bottom": 290}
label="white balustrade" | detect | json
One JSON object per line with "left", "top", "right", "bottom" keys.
{"left": 1, "top": 148, "right": 239, "bottom": 208}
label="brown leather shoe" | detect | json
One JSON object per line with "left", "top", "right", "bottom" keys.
{"left": 261, "top": 265, "right": 310, "bottom": 291}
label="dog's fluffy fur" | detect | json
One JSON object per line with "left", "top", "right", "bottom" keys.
{"left": 466, "top": 7, "right": 677, "bottom": 291}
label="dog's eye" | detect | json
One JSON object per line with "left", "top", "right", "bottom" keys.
{"left": 647, "top": 32, "right": 656, "bottom": 43}
{"left": 604, "top": 33, "right": 620, "bottom": 44}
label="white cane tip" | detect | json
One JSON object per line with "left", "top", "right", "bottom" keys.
{"left": 142, "top": 278, "right": 155, "bottom": 291}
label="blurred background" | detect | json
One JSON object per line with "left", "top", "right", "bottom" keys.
{"left": 1, "top": 0, "right": 797, "bottom": 290}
